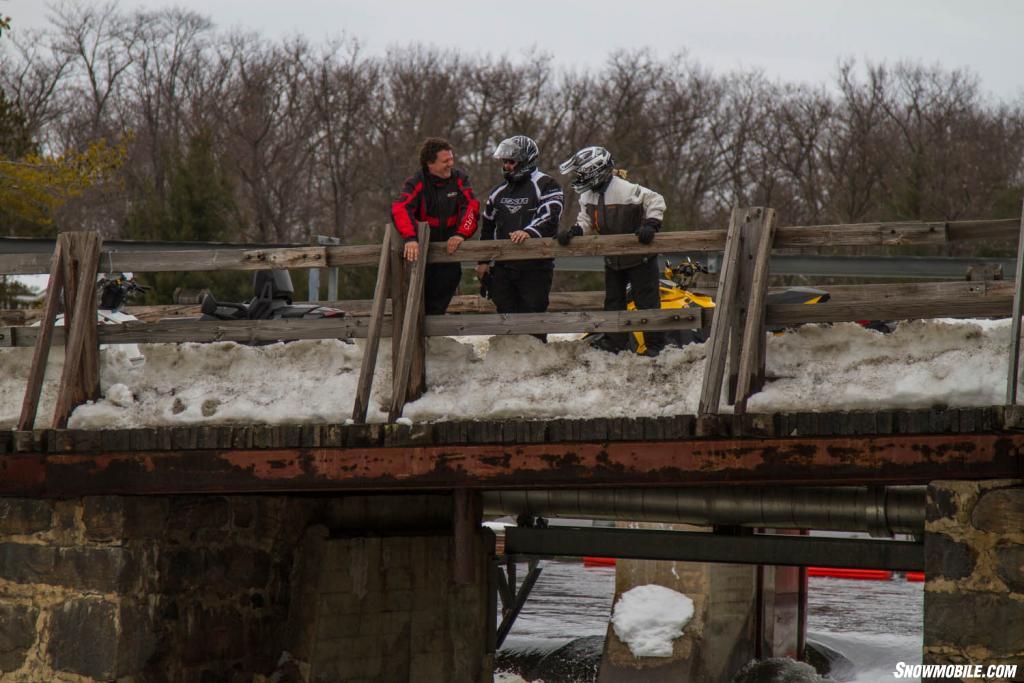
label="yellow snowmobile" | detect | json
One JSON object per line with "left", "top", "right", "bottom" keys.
{"left": 588, "top": 258, "right": 830, "bottom": 355}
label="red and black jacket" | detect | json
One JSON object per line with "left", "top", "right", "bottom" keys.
{"left": 391, "top": 168, "right": 480, "bottom": 243}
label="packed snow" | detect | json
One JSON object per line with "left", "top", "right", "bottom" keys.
{"left": 0, "top": 317, "right": 1016, "bottom": 430}
{"left": 610, "top": 584, "right": 695, "bottom": 657}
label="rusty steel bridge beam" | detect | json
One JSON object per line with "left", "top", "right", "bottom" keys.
{"left": 0, "top": 432, "right": 1020, "bottom": 497}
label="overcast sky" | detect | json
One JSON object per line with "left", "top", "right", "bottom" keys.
{"left": 6, "top": 0, "right": 1024, "bottom": 101}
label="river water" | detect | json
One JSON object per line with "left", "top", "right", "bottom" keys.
{"left": 500, "top": 560, "right": 923, "bottom": 682}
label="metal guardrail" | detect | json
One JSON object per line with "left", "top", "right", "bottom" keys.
{"left": 3, "top": 236, "right": 1014, "bottom": 280}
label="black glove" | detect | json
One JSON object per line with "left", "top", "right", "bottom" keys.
{"left": 557, "top": 225, "right": 584, "bottom": 246}
{"left": 636, "top": 220, "right": 658, "bottom": 245}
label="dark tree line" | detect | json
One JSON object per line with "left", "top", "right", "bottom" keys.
{"left": 3, "top": 3, "right": 1024, "bottom": 263}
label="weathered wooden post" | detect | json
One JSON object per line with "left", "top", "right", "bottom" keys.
{"left": 351, "top": 223, "right": 430, "bottom": 423}
{"left": 699, "top": 207, "right": 776, "bottom": 415}
{"left": 54, "top": 231, "right": 103, "bottom": 427}
{"left": 19, "top": 231, "right": 102, "bottom": 430}
{"left": 699, "top": 208, "right": 746, "bottom": 416}
{"left": 388, "top": 223, "right": 429, "bottom": 421}
{"left": 1005, "top": 198, "right": 1024, "bottom": 404}
{"left": 735, "top": 208, "right": 777, "bottom": 414}
{"left": 18, "top": 239, "right": 66, "bottom": 430}
{"left": 351, "top": 228, "right": 393, "bottom": 424}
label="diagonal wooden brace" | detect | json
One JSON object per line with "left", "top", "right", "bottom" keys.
{"left": 699, "top": 208, "right": 747, "bottom": 416}
{"left": 52, "top": 232, "right": 102, "bottom": 428}
{"left": 389, "top": 223, "right": 430, "bottom": 422}
{"left": 351, "top": 228, "right": 393, "bottom": 424}
{"left": 735, "top": 208, "right": 777, "bottom": 414}
{"left": 18, "top": 240, "right": 66, "bottom": 431}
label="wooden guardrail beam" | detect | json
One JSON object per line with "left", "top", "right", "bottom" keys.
{"left": 1, "top": 308, "right": 708, "bottom": 347}
{"left": 1, "top": 218, "right": 1016, "bottom": 276}
{"left": 1, "top": 295, "right": 1016, "bottom": 349}
{"left": 765, "top": 297, "right": 1013, "bottom": 326}
{"left": 1, "top": 288, "right": 1014, "bottom": 349}
{"left": 4, "top": 292, "right": 605, "bottom": 323}
{"left": 3, "top": 280, "right": 1013, "bottom": 325}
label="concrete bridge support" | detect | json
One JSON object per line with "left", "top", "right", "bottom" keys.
{"left": 924, "top": 480, "right": 1024, "bottom": 674}
{"left": 0, "top": 493, "right": 494, "bottom": 682}
{"left": 598, "top": 525, "right": 801, "bottom": 682}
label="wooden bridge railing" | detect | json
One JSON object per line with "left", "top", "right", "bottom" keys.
{"left": 3, "top": 211, "right": 1023, "bottom": 425}
{"left": 3, "top": 279, "right": 1014, "bottom": 327}
{"left": 0, "top": 218, "right": 1018, "bottom": 277}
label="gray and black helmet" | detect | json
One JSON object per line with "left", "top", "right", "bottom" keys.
{"left": 493, "top": 135, "right": 539, "bottom": 182}
{"left": 559, "top": 146, "right": 614, "bottom": 193}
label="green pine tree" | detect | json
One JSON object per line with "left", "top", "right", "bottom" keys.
{"left": 0, "top": 275, "right": 35, "bottom": 309}
{"left": 124, "top": 129, "right": 252, "bottom": 304}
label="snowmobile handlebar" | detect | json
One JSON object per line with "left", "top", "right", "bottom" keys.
{"left": 98, "top": 275, "right": 149, "bottom": 311}
{"left": 664, "top": 258, "right": 709, "bottom": 288}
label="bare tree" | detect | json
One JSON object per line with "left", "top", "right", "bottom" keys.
{"left": 50, "top": 1, "right": 140, "bottom": 141}
{"left": 822, "top": 61, "right": 894, "bottom": 223}
{"left": 216, "top": 35, "right": 317, "bottom": 242}
{"left": 298, "top": 38, "right": 381, "bottom": 241}
{"left": 0, "top": 28, "right": 74, "bottom": 149}
{"left": 4, "top": 4, "right": 1022, "bottom": 251}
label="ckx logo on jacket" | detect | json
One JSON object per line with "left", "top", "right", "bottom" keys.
{"left": 499, "top": 197, "right": 531, "bottom": 214}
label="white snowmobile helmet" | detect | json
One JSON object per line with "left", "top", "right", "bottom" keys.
{"left": 559, "top": 146, "right": 614, "bottom": 192}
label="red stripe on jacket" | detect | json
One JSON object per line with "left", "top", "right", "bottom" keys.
{"left": 390, "top": 179, "right": 424, "bottom": 241}
{"left": 456, "top": 176, "right": 480, "bottom": 239}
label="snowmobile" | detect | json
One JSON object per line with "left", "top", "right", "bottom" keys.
{"left": 98, "top": 274, "right": 150, "bottom": 313}
{"left": 32, "top": 273, "right": 149, "bottom": 364}
{"left": 198, "top": 270, "right": 347, "bottom": 322}
{"left": 586, "top": 258, "right": 830, "bottom": 355}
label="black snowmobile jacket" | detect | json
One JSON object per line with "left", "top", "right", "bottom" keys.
{"left": 480, "top": 169, "right": 563, "bottom": 270}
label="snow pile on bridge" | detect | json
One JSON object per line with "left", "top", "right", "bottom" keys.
{"left": 0, "top": 317, "right": 1013, "bottom": 430}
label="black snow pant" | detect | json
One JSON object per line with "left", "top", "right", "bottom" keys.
{"left": 490, "top": 265, "right": 554, "bottom": 342}
{"left": 424, "top": 262, "right": 463, "bottom": 315}
{"left": 604, "top": 257, "right": 665, "bottom": 354}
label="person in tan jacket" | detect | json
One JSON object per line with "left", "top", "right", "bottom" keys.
{"left": 558, "top": 146, "right": 667, "bottom": 355}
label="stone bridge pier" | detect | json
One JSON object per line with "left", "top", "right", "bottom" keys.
{"left": 0, "top": 481, "right": 1021, "bottom": 681}
{"left": 925, "top": 480, "right": 1024, "bottom": 675}
{"left": 0, "top": 493, "right": 494, "bottom": 682}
